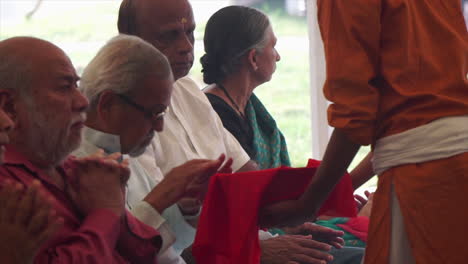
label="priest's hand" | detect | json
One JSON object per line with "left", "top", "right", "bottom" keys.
{"left": 258, "top": 198, "right": 316, "bottom": 229}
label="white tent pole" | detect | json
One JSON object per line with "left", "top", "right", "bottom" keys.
{"left": 306, "top": 0, "right": 330, "bottom": 159}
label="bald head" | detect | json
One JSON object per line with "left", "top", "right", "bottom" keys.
{"left": 0, "top": 37, "right": 88, "bottom": 166}
{"left": 118, "top": 0, "right": 196, "bottom": 80}
{"left": 0, "top": 37, "right": 71, "bottom": 97}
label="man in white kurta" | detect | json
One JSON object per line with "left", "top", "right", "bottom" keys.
{"left": 137, "top": 77, "right": 251, "bottom": 252}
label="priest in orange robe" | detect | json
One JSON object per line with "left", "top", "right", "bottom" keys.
{"left": 260, "top": 1, "right": 468, "bottom": 263}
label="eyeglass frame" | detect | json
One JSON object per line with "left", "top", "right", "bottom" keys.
{"left": 116, "top": 93, "right": 166, "bottom": 122}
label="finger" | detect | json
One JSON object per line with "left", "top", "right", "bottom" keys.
{"left": 87, "top": 148, "right": 105, "bottom": 158}
{"left": 216, "top": 153, "right": 226, "bottom": 164}
{"left": 331, "top": 241, "right": 344, "bottom": 249}
{"left": 88, "top": 158, "right": 119, "bottom": 173}
{"left": 15, "top": 180, "right": 41, "bottom": 225}
{"left": 105, "top": 152, "right": 123, "bottom": 161}
{"left": 95, "top": 157, "right": 120, "bottom": 167}
{"left": 120, "top": 158, "right": 129, "bottom": 168}
{"left": 289, "top": 234, "right": 312, "bottom": 239}
{"left": 354, "top": 194, "right": 367, "bottom": 204}
{"left": 100, "top": 159, "right": 120, "bottom": 166}
{"left": 335, "top": 236, "right": 345, "bottom": 244}
{"left": 218, "top": 157, "right": 233, "bottom": 173}
{"left": 317, "top": 228, "right": 344, "bottom": 237}
{"left": 120, "top": 166, "right": 131, "bottom": 185}
{"left": 296, "top": 237, "right": 332, "bottom": 252}
{"left": 365, "top": 190, "right": 371, "bottom": 198}
{"left": 193, "top": 159, "right": 225, "bottom": 183}
{"left": 328, "top": 236, "right": 345, "bottom": 245}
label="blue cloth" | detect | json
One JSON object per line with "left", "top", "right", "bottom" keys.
{"left": 330, "top": 247, "right": 364, "bottom": 264}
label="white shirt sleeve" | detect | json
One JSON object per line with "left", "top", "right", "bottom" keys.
{"left": 162, "top": 204, "right": 197, "bottom": 254}
{"left": 220, "top": 126, "right": 251, "bottom": 172}
{"left": 131, "top": 202, "right": 186, "bottom": 264}
{"left": 138, "top": 142, "right": 197, "bottom": 255}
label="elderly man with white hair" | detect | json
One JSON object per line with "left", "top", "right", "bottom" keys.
{"left": 76, "top": 34, "right": 232, "bottom": 264}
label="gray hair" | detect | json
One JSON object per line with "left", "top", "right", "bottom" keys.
{"left": 200, "top": 6, "right": 271, "bottom": 84}
{"left": 80, "top": 34, "right": 171, "bottom": 108}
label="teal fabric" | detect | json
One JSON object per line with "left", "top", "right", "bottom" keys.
{"left": 246, "top": 94, "right": 290, "bottom": 169}
{"left": 315, "top": 218, "right": 366, "bottom": 248}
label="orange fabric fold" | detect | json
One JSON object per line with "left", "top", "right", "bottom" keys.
{"left": 365, "top": 152, "right": 468, "bottom": 264}
{"left": 318, "top": 0, "right": 468, "bottom": 145}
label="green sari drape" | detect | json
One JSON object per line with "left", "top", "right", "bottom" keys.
{"left": 246, "top": 94, "right": 290, "bottom": 169}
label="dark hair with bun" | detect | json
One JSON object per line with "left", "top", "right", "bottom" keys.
{"left": 200, "top": 5, "right": 270, "bottom": 84}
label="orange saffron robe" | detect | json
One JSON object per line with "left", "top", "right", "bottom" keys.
{"left": 317, "top": 0, "right": 468, "bottom": 263}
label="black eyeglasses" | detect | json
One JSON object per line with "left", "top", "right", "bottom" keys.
{"left": 116, "top": 93, "right": 166, "bottom": 122}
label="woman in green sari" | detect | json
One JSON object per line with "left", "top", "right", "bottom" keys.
{"left": 201, "top": 6, "right": 288, "bottom": 170}
{"left": 201, "top": 6, "right": 375, "bottom": 251}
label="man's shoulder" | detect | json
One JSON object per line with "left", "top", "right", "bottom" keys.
{"left": 173, "top": 77, "right": 207, "bottom": 100}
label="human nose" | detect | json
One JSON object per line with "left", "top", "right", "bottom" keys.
{"left": 73, "top": 89, "right": 89, "bottom": 112}
{"left": 152, "top": 118, "right": 164, "bottom": 132}
{"left": 0, "top": 109, "right": 14, "bottom": 133}
{"left": 178, "top": 33, "right": 193, "bottom": 54}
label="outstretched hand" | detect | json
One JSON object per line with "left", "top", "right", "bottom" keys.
{"left": 145, "top": 154, "right": 233, "bottom": 213}
{"left": 354, "top": 190, "right": 372, "bottom": 211}
{"left": 357, "top": 191, "right": 374, "bottom": 217}
{"left": 184, "top": 154, "right": 233, "bottom": 199}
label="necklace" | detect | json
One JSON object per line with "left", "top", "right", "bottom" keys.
{"left": 217, "top": 83, "right": 245, "bottom": 118}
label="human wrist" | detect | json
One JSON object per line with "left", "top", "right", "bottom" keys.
{"left": 144, "top": 182, "right": 178, "bottom": 213}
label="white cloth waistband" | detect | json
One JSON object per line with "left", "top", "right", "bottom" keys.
{"left": 372, "top": 115, "right": 468, "bottom": 175}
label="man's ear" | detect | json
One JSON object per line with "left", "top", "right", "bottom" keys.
{"left": 96, "top": 90, "right": 117, "bottom": 118}
{"left": 247, "top": 49, "right": 259, "bottom": 71}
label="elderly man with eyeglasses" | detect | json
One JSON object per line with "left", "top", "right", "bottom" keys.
{"left": 75, "top": 34, "right": 232, "bottom": 264}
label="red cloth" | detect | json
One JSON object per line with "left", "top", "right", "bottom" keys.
{"left": 337, "top": 216, "right": 369, "bottom": 242}
{"left": 193, "top": 159, "right": 356, "bottom": 264}
{"left": 0, "top": 146, "right": 161, "bottom": 264}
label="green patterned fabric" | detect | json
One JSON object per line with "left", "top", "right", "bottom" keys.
{"left": 245, "top": 94, "right": 291, "bottom": 169}
{"left": 315, "top": 218, "right": 366, "bottom": 248}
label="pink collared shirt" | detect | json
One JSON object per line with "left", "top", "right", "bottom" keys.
{"left": 0, "top": 146, "right": 161, "bottom": 263}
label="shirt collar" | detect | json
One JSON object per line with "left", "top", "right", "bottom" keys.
{"left": 3, "top": 144, "right": 42, "bottom": 169}
{"left": 83, "top": 126, "right": 122, "bottom": 154}
{"left": 2, "top": 145, "right": 69, "bottom": 185}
